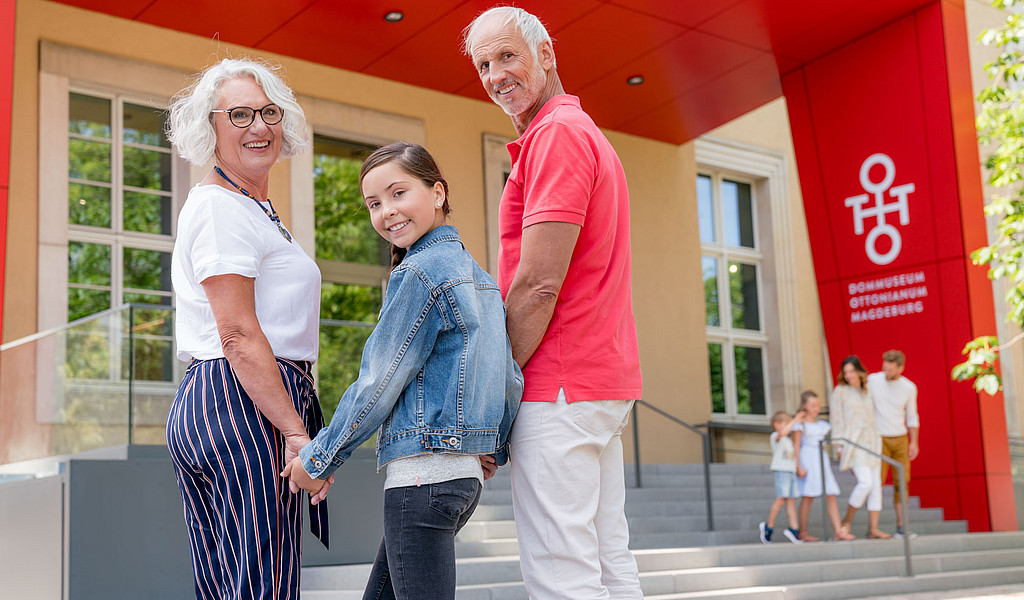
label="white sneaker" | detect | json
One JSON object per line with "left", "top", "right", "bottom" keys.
{"left": 758, "top": 522, "right": 771, "bottom": 544}
{"left": 893, "top": 527, "right": 918, "bottom": 539}
{"left": 783, "top": 528, "right": 803, "bottom": 544}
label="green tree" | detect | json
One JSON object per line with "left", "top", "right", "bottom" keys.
{"left": 952, "top": 0, "right": 1024, "bottom": 394}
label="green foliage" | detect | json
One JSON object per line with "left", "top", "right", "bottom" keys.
{"left": 952, "top": 336, "right": 1001, "bottom": 395}
{"left": 702, "top": 259, "right": 720, "bottom": 327}
{"left": 312, "top": 149, "right": 387, "bottom": 423}
{"left": 317, "top": 284, "right": 381, "bottom": 421}
{"left": 313, "top": 154, "right": 388, "bottom": 265}
{"left": 708, "top": 343, "right": 725, "bottom": 413}
{"left": 954, "top": 0, "right": 1024, "bottom": 394}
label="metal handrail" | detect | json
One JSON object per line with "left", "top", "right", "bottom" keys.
{"left": 631, "top": 400, "right": 714, "bottom": 531}
{"left": 826, "top": 435, "right": 913, "bottom": 577}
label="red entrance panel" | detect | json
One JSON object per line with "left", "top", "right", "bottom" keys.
{"left": 783, "top": 1, "right": 1015, "bottom": 531}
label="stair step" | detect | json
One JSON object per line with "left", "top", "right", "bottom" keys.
{"left": 644, "top": 588, "right": 785, "bottom": 600}
{"left": 305, "top": 565, "right": 1024, "bottom": 600}
{"left": 480, "top": 484, "right": 909, "bottom": 504}
{"left": 455, "top": 511, "right": 952, "bottom": 542}
{"left": 632, "top": 532, "right": 1024, "bottom": 569}
{"left": 302, "top": 462, "right": 1016, "bottom": 600}
{"left": 790, "top": 564, "right": 1024, "bottom": 600}
{"left": 305, "top": 533, "right": 1024, "bottom": 593}
{"left": 470, "top": 496, "right": 923, "bottom": 520}
{"left": 639, "top": 548, "right": 1024, "bottom": 595}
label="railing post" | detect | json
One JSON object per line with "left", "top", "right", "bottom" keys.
{"left": 632, "top": 402, "right": 642, "bottom": 489}
{"left": 897, "top": 462, "right": 913, "bottom": 577}
{"left": 829, "top": 435, "right": 914, "bottom": 577}
{"left": 819, "top": 439, "right": 829, "bottom": 540}
{"left": 702, "top": 431, "right": 714, "bottom": 531}
{"left": 630, "top": 400, "right": 714, "bottom": 530}
{"left": 127, "top": 304, "right": 135, "bottom": 445}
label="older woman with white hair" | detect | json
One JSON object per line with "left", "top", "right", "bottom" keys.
{"left": 164, "top": 58, "right": 331, "bottom": 600}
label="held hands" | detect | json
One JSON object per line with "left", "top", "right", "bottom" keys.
{"left": 281, "top": 433, "right": 333, "bottom": 504}
{"left": 797, "top": 466, "right": 807, "bottom": 478}
{"left": 281, "top": 457, "right": 332, "bottom": 504}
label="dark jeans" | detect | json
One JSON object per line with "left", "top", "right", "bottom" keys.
{"left": 362, "top": 477, "right": 482, "bottom": 600}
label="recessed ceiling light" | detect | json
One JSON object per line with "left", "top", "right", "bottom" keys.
{"left": 627, "top": 75, "right": 645, "bottom": 86}
{"left": 384, "top": 11, "right": 404, "bottom": 23}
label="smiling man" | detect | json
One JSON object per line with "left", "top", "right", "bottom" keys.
{"left": 463, "top": 7, "right": 644, "bottom": 599}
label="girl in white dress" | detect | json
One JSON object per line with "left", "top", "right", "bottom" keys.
{"left": 793, "top": 390, "right": 852, "bottom": 541}
{"left": 832, "top": 355, "right": 890, "bottom": 539}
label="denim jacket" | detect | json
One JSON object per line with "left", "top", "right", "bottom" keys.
{"left": 301, "top": 225, "right": 523, "bottom": 477}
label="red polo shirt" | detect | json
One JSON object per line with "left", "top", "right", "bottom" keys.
{"left": 498, "top": 95, "right": 642, "bottom": 403}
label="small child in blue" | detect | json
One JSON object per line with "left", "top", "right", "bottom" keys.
{"left": 282, "top": 142, "right": 523, "bottom": 599}
{"left": 759, "top": 410, "right": 804, "bottom": 544}
{"left": 793, "top": 389, "right": 852, "bottom": 541}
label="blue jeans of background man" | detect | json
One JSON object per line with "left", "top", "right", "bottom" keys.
{"left": 362, "top": 477, "right": 482, "bottom": 600}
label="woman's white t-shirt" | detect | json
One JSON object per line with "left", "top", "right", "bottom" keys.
{"left": 172, "top": 184, "right": 321, "bottom": 362}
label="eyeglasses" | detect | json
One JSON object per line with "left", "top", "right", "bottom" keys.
{"left": 210, "top": 103, "right": 284, "bottom": 128}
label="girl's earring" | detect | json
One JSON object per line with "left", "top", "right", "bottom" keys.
{"left": 436, "top": 201, "right": 443, "bottom": 207}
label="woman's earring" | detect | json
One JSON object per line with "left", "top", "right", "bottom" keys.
{"left": 436, "top": 201, "right": 443, "bottom": 207}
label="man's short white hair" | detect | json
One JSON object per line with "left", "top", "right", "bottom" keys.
{"left": 167, "top": 58, "right": 311, "bottom": 166}
{"left": 462, "top": 6, "right": 555, "bottom": 66}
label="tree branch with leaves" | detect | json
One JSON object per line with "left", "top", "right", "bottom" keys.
{"left": 952, "top": 0, "right": 1024, "bottom": 394}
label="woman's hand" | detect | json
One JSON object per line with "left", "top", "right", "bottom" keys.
{"left": 285, "top": 433, "right": 311, "bottom": 465}
{"left": 797, "top": 466, "right": 807, "bottom": 478}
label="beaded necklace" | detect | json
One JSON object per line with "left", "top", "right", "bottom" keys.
{"left": 214, "top": 166, "right": 292, "bottom": 243}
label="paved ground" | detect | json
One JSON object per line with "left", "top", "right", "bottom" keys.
{"left": 856, "top": 585, "right": 1024, "bottom": 599}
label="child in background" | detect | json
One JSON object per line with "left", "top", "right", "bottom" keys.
{"left": 759, "top": 410, "right": 805, "bottom": 544}
{"left": 793, "top": 390, "right": 853, "bottom": 541}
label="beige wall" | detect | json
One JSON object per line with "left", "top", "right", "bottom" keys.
{"left": 8, "top": 0, "right": 721, "bottom": 462}
{"left": 614, "top": 133, "right": 709, "bottom": 463}
{"left": 965, "top": 0, "right": 1024, "bottom": 440}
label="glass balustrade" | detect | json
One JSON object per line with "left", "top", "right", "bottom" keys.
{"left": 0, "top": 305, "right": 374, "bottom": 465}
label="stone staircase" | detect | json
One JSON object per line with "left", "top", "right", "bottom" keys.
{"left": 302, "top": 463, "right": 1024, "bottom": 599}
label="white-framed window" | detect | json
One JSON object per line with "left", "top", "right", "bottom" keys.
{"left": 694, "top": 136, "right": 803, "bottom": 424}
{"left": 311, "top": 134, "right": 385, "bottom": 419}
{"left": 39, "top": 42, "right": 191, "bottom": 333}
{"left": 699, "top": 173, "right": 768, "bottom": 417}
{"left": 482, "top": 133, "right": 513, "bottom": 276}
{"left": 66, "top": 89, "right": 177, "bottom": 321}
{"left": 37, "top": 43, "right": 192, "bottom": 435}
{"left": 287, "top": 95, "right": 425, "bottom": 420}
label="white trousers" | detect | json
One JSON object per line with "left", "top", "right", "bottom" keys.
{"left": 848, "top": 464, "right": 883, "bottom": 511}
{"left": 509, "top": 391, "right": 643, "bottom": 600}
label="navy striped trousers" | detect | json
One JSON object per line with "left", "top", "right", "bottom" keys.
{"left": 166, "top": 358, "right": 329, "bottom": 600}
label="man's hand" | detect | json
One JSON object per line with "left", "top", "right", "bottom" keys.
{"left": 480, "top": 455, "right": 498, "bottom": 480}
{"left": 281, "top": 457, "right": 326, "bottom": 501}
{"left": 908, "top": 441, "right": 920, "bottom": 461}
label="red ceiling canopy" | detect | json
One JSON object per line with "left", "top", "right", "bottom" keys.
{"left": 54, "top": 0, "right": 936, "bottom": 144}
